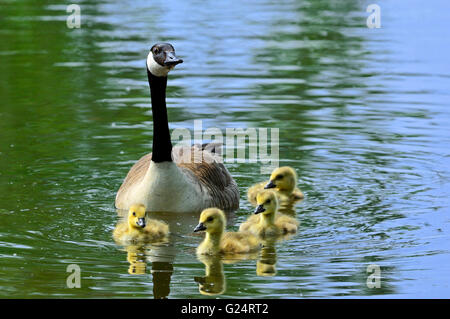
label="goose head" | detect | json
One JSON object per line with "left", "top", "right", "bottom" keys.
{"left": 264, "top": 166, "right": 298, "bottom": 193}
{"left": 146, "top": 43, "right": 183, "bottom": 77}
{"left": 254, "top": 190, "right": 279, "bottom": 215}
{"left": 128, "top": 204, "right": 147, "bottom": 229}
{"left": 194, "top": 208, "right": 226, "bottom": 235}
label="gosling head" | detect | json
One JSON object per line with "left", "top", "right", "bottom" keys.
{"left": 128, "top": 204, "right": 147, "bottom": 229}
{"left": 194, "top": 208, "right": 226, "bottom": 234}
{"left": 254, "top": 190, "right": 279, "bottom": 215}
{"left": 264, "top": 166, "right": 298, "bottom": 193}
{"left": 146, "top": 43, "right": 183, "bottom": 77}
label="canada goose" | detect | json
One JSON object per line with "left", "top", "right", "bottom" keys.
{"left": 115, "top": 43, "right": 239, "bottom": 213}
{"left": 113, "top": 204, "right": 169, "bottom": 244}
{"left": 194, "top": 208, "right": 261, "bottom": 255}
{"left": 247, "top": 166, "right": 304, "bottom": 206}
{"left": 240, "top": 190, "right": 299, "bottom": 237}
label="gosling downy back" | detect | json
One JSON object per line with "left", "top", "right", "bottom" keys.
{"left": 194, "top": 208, "right": 261, "bottom": 255}
{"left": 241, "top": 190, "right": 299, "bottom": 237}
{"left": 113, "top": 204, "right": 169, "bottom": 243}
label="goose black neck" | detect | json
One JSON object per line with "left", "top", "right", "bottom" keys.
{"left": 147, "top": 69, "right": 173, "bottom": 162}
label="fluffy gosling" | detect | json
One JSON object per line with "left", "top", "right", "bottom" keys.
{"left": 240, "top": 190, "right": 299, "bottom": 237}
{"left": 113, "top": 204, "right": 169, "bottom": 244}
{"left": 194, "top": 208, "right": 261, "bottom": 255}
{"left": 247, "top": 166, "right": 304, "bottom": 206}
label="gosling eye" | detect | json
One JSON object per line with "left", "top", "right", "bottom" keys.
{"left": 265, "top": 199, "right": 271, "bottom": 204}
{"left": 276, "top": 175, "right": 283, "bottom": 180}
{"left": 206, "top": 216, "right": 214, "bottom": 222}
{"left": 132, "top": 212, "right": 136, "bottom": 216}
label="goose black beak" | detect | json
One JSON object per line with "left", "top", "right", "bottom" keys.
{"left": 137, "top": 218, "right": 146, "bottom": 228}
{"left": 194, "top": 222, "right": 207, "bottom": 232}
{"left": 264, "top": 180, "right": 276, "bottom": 189}
{"left": 164, "top": 51, "right": 183, "bottom": 66}
{"left": 254, "top": 205, "right": 266, "bottom": 214}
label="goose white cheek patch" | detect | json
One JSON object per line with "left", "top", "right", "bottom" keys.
{"left": 147, "top": 53, "right": 170, "bottom": 77}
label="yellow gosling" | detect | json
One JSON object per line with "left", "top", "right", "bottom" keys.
{"left": 240, "top": 190, "right": 299, "bottom": 238}
{"left": 194, "top": 208, "right": 261, "bottom": 255}
{"left": 247, "top": 166, "right": 304, "bottom": 206}
{"left": 113, "top": 204, "right": 169, "bottom": 244}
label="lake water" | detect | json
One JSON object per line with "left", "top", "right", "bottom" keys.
{"left": 0, "top": 0, "right": 449, "bottom": 298}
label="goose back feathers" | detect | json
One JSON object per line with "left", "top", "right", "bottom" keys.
{"left": 115, "top": 144, "right": 240, "bottom": 213}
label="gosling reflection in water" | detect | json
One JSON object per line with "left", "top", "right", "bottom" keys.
{"left": 126, "top": 245, "right": 148, "bottom": 275}
{"left": 194, "top": 255, "right": 226, "bottom": 296}
{"left": 256, "top": 239, "right": 278, "bottom": 277}
{"left": 193, "top": 242, "right": 280, "bottom": 296}
{"left": 118, "top": 244, "right": 174, "bottom": 299}
{"left": 194, "top": 252, "right": 261, "bottom": 296}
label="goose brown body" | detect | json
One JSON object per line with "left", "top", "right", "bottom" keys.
{"left": 115, "top": 146, "right": 239, "bottom": 213}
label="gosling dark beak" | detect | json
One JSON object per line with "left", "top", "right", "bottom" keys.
{"left": 194, "top": 222, "right": 207, "bottom": 232}
{"left": 254, "top": 205, "right": 266, "bottom": 214}
{"left": 164, "top": 51, "right": 183, "bottom": 66}
{"left": 137, "top": 218, "right": 146, "bottom": 228}
{"left": 264, "top": 180, "right": 276, "bottom": 189}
